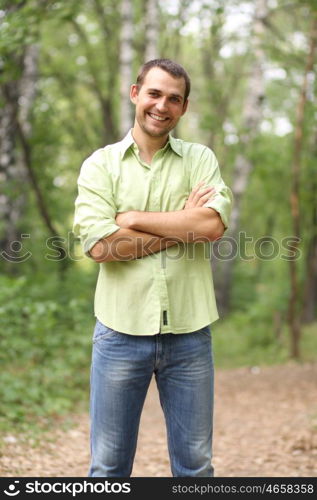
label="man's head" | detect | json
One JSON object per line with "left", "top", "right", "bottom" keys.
{"left": 136, "top": 59, "right": 191, "bottom": 103}
{"left": 130, "top": 59, "right": 190, "bottom": 139}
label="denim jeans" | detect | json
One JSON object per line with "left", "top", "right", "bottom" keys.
{"left": 89, "top": 320, "right": 214, "bottom": 477}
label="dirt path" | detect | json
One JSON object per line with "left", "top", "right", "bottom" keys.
{"left": 1, "top": 362, "right": 317, "bottom": 477}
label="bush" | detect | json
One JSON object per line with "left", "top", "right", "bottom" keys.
{"left": 0, "top": 273, "right": 94, "bottom": 433}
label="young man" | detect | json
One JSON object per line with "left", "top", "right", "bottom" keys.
{"left": 73, "top": 59, "right": 232, "bottom": 477}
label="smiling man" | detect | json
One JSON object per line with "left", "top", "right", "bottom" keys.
{"left": 132, "top": 65, "right": 188, "bottom": 141}
{"left": 73, "top": 59, "right": 232, "bottom": 477}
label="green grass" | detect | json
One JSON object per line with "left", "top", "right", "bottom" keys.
{"left": 213, "top": 314, "right": 317, "bottom": 369}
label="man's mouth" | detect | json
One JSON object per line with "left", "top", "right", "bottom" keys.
{"left": 148, "top": 113, "right": 168, "bottom": 122}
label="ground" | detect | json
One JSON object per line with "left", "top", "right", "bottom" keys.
{"left": 1, "top": 362, "right": 317, "bottom": 477}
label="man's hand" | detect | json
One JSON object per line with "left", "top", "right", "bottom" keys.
{"left": 116, "top": 211, "right": 137, "bottom": 229}
{"left": 184, "top": 182, "right": 216, "bottom": 209}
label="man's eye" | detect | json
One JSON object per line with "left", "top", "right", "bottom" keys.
{"left": 149, "top": 92, "right": 158, "bottom": 97}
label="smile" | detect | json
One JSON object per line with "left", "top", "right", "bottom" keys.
{"left": 148, "top": 113, "right": 168, "bottom": 122}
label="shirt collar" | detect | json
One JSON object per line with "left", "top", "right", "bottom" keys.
{"left": 119, "top": 130, "right": 135, "bottom": 158}
{"left": 168, "top": 134, "right": 183, "bottom": 157}
{"left": 119, "top": 130, "right": 183, "bottom": 159}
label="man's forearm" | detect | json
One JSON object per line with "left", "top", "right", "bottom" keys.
{"left": 89, "top": 228, "right": 179, "bottom": 263}
{"left": 121, "top": 208, "right": 224, "bottom": 242}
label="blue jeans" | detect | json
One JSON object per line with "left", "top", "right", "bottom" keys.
{"left": 89, "top": 320, "right": 214, "bottom": 477}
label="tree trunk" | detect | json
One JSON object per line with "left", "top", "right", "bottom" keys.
{"left": 288, "top": 17, "right": 317, "bottom": 358}
{"left": 301, "top": 150, "right": 317, "bottom": 323}
{"left": 144, "top": 0, "right": 159, "bottom": 61}
{"left": 0, "top": 77, "right": 27, "bottom": 264}
{"left": 301, "top": 229, "right": 317, "bottom": 324}
{"left": 1, "top": 41, "right": 68, "bottom": 268}
{"left": 18, "top": 45, "right": 39, "bottom": 138}
{"left": 0, "top": 5, "right": 27, "bottom": 265}
{"left": 119, "top": 0, "right": 134, "bottom": 137}
{"left": 216, "top": 0, "right": 268, "bottom": 315}
{"left": 17, "top": 45, "right": 63, "bottom": 240}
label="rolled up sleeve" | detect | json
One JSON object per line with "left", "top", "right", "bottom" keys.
{"left": 190, "top": 146, "right": 233, "bottom": 230}
{"left": 73, "top": 150, "right": 120, "bottom": 256}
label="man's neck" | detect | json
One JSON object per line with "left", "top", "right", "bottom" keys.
{"left": 131, "top": 126, "right": 169, "bottom": 164}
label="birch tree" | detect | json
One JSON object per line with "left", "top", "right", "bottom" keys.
{"left": 144, "top": 0, "right": 159, "bottom": 61}
{"left": 119, "top": 0, "right": 134, "bottom": 136}
{"left": 0, "top": 71, "right": 25, "bottom": 262}
{"left": 217, "top": 0, "right": 268, "bottom": 314}
{"left": 1, "top": 4, "right": 68, "bottom": 268}
{"left": 0, "top": 6, "right": 37, "bottom": 263}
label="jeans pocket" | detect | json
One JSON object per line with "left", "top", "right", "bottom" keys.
{"left": 198, "top": 325, "right": 211, "bottom": 337}
{"left": 93, "top": 320, "right": 118, "bottom": 343}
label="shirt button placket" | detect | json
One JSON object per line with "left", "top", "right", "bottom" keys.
{"left": 153, "top": 156, "right": 169, "bottom": 333}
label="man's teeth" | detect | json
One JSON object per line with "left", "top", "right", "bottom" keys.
{"left": 149, "top": 113, "right": 167, "bottom": 121}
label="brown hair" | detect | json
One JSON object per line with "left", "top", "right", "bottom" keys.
{"left": 136, "top": 59, "right": 191, "bottom": 102}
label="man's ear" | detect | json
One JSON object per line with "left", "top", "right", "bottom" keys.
{"left": 130, "top": 84, "right": 139, "bottom": 104}
{"left": 181, "top": 99, "right": 189, "bottom": 116}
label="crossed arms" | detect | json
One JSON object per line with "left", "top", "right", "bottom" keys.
{"left": 90, "top": 183, "right": 225, "bottom": 263}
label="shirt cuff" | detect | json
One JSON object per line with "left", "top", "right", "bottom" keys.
{"left": 82, "top": 222, "right": 121, "bottom": 257}
{"left": 203, "top": 193, "right": 232, "bottom": 230}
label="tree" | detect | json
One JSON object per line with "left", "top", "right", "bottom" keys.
{"left": 288, "top": 16, "right": 317, "bottom": 358}
{"left": 119, "top": 0, "right": 134, "bottom": 136}
{"left": 216, "top": 0, "right": 268, "bottom": 314}
{"left": 144, "top": 0, "right": 160, "bottom": 61}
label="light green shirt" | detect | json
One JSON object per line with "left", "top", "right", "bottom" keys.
{"left": 73, "top": 131, "right": 233, "bottom": 335}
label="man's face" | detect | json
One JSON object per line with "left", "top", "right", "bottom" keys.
{"left": 130, "top": 67, "right": 188, "bottom": 139}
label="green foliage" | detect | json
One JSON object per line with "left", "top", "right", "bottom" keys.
{"left": 0, "top": 273, "right": 94, "bottom": 434}
{"left": 213, "top": 315, "right": 317, "bottom": 369}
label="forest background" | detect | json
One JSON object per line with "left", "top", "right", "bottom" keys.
{"left": 0, "top": 0, "right": 316, "bottom": 437}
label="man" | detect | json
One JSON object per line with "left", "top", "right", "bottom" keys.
{"left": 73, "top": 59, "right": 232, "bottom": 477}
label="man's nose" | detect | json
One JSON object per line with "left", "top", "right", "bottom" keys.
{"left": 156, "top": 98, "right": 168, "bottom": 112}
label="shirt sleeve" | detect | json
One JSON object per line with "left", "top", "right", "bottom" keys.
{"left": 73, "top": 149, "right": 121, "bottom": 257}
{"left": 190, "top": 146, "right": 233, "bottom": 230}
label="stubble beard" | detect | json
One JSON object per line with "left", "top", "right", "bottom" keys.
{"left": 138, "top": 113, "right": 175, "bottom": 138}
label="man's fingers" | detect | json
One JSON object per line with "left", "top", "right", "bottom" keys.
{"left": 197, "top": 191, "right": 216, "bottom": 206}
{"left": 192, "top": 186, "right": 215, "bottom": 204}
{"left": 185, "top": 184, "right": 216, "bottom": 208}
{"left": 188, "top": 181, "right": 204, "bottom": 201}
